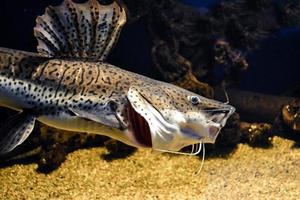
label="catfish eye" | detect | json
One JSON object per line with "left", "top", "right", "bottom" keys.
{"left": 190, "top": 96, "right": 200, "bottom": 105}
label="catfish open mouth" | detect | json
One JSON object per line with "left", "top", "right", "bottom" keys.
{"left": 126, "top": 103, "right": 152, "bottom": 147}
{"left": 209, "top": 109, "right": 233, "bottom": 127}
{"left": 126, "top": 87, "right": 181, "bottom": 151}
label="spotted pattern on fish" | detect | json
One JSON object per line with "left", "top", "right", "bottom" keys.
{"left": 29, "top": 59, "right": 149, "bottom": 128}
{"left": 0, "top": 48, "right": 46, "bottom": 78}
{"left": 34, "top": 0, "right": 126, "bottom": 60}
{"left": 1, "top": 50, "right": 231, "bottom": 125}
{"left": 0, "top": 114, "right": 36, "bottom": 153}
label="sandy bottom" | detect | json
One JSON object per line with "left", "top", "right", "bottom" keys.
{"left": 0, "top": 136, "right": 299, "bottom": 200}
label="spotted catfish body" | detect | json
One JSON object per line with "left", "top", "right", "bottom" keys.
{"left": 0, "top": 49, "right": 146, "bottom": 151}
{"left": 0, "top": 0, "right": 235, "bottom": 155}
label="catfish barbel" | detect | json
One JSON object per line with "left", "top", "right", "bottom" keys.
{"left": 0, "top": 0, "right": 235, "bottom": 156}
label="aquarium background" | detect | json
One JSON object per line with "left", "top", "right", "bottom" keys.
{"left": 0, "top": 0, "right": 299, "bottom": 96}
{"left": 0, "top": 1, "right": 300, "bottom": 199}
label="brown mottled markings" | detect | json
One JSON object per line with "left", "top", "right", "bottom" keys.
{"left": 0, "top": 48, "right": 47, "bottom": 79}
{"left": 27, "top": 60, "right": 141, "bottom": 108}
{"left": 101, "top": 76, "right": 111, "bottom": 85}
{"left": 77, "top": 68, "right": 85, "bottom": 86}
{"left": 54, "top": 66, "right": 71, "bottom": 98}
{"left": 32, "top": 60, "right": 62, "bottom": 81}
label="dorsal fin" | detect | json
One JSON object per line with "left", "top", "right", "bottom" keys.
{"left": 34, "top": 0, "right": 126, "bottom": 60}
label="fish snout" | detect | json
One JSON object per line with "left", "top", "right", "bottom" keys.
{"left": 204, "top": 106, "right": 235, "bottom": 143}
{"left": 209, "top": 106, "right": 235, "bottom": 127}
{"left": 205, "top": 124, "right": 221, "bottom": 143}
{"left": 178, "top": 106, "right": 235, "bottom": 144}
{"left": 179, "top": 121, "right": 221, "bottom": 144}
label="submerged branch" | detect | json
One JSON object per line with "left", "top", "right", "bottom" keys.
{"left": 214, "top": 88, "right": 296, "bottom": 123}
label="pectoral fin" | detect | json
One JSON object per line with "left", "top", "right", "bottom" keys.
{"left": 68, "top": 107, "right": 121, "bottom": 129}
{"left": 0, "top": 112, "right": 36, "bottom": 155}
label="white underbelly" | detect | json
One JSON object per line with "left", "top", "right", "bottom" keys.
{"left": 37, "top": 115, "right": 139, "bottom": 148}
{"left": 38, "top": 115, "right": 117, "bottom": 134}
{"left": 0, "top": 91, "right": 26, "bottom": 111}
{"left": 0, "top": 75, "right": 33, "bottom": 110}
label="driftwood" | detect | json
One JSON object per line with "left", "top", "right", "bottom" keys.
{"left": 214, "top": 88, "right": 296, "bottom": 123}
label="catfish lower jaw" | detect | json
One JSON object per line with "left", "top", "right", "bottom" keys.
{"left": 206, "top": 125, "right": 221, "bottom": 143}
{"left": 180, "top": 127, "right": 203, "bottom": 140}
{"left": 178, "top": 121, "right": 222, "bottom": 144}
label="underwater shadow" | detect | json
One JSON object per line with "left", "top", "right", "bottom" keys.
{"left": 0, "top": 134, "right": 111, "bottom": 174}
{"left": 101, "top": 140, "right": 136, "bottom": 161}
{"left": 275, "top": 130, "right": 300, "bottom": 149}
{"left": 200, "top": 140, "right": 274, "bottom": 160}
{"left": 0, "top": 143, "right": 69, "bottom": 174}
{"left": 0, "top": 154, "right": 39, "bottom": 169}
{"left": 292, "top": 141, "right": 300, "bottom": 148}
{"left": 0, "top": 140, "right": 137, "bottom": 174}
{"left": 204, "top": 144, "right": 238, "bottom": 160}
{"left": 169, "top": 144, "right": 239, "bottom": 160}
{"left": 37, "top": 139, "right": 113, "bottom": 174}
{"left": 245, "top": 141, "right": 274, "bottom": 149}
{"left": 0, "top": 141, "right": 41, "bottom": 169}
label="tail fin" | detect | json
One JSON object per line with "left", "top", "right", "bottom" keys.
{"left": 34, "top": 0, "right": 126, "bottom": 60}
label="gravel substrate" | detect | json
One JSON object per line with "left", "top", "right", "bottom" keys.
{"left": 0, "top": 136, "right": 299, "bottom": 200}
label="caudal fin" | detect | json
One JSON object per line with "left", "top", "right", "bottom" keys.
{"left": 0, "top": 112, "right": 36, "bottom": 155}
{"left": 34, "top": 0, "right": 126, "bottom": 60}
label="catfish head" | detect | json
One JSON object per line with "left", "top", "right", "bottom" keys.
{"left": 124, "top": 83, "right": 235, "bottom": 152}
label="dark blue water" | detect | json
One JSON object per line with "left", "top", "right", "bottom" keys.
{"left": 183, "top": 0, "right": 300, "bottom": 95}
{"left": 183, "top": 0, "right": 220, "bottom": 7}
{"left": 0, "top": 0, "right": 299, "bottom": 95}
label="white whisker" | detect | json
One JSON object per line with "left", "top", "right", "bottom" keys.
{"left": 190, "top": 144, "right": 195, "bottom": 155}
{"left": 223, "top": 88, "right": 229, "bottom": 104}
{"left": 193, "top": 142, "right": 202, "bottom": 155}
{"left": 155, "top": 142, "right": 202, "bottom": 156}
{"left": 195, "top": 142, "right": 205, "bottom": 175}
{"left": 154, "top": 141, "right": 206, "bottom": 175}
